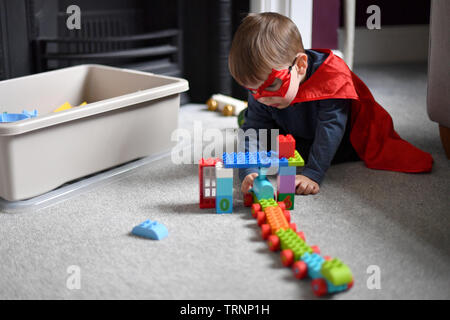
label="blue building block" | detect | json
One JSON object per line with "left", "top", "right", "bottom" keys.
{"left": 132, "top": 219, "right": 168, "bottom": 240}
{"left": 222, "top": 151, "right": 279, "bottom": 169}
{"left": 216, "top": 177, "right": 233, "bottom": 196}
{"left": 259, "top": 151, "right": 277, "bottom": 167}
{"left": 301, "top": 253, "right": 325, "bottom": 280}
{"left": 247, "top": 152, "right": 258, "bottom": 165}
{"left": 216, "top": 195, "right": 233, "bottom": 213}
{"left": 278, "top": 166, "right": 296, "bottom": 176}
{"left": 22, "top": 109, "right": 38, "bottom": 118}
{"left": 0, "top": 109, "right": 38, "bottom": 123}
{"left": 326, "top": 281, "right": 348, "bottom": 294}
{"left": 223, "top": 152, "right": 236, "bottom": 168}
{"left": 278, "top": 157, "right": 289, "bottom": 167}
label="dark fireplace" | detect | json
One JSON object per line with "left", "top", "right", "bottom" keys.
{"left": 0, "top": 0, "right": 249, "bottom": 103}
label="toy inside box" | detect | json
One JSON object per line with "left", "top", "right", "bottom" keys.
{"left": 0, "top": 102, "right": 88, "bottom": 124}
{"left": 0, "top": 64, "right": 188, "bottom": 201}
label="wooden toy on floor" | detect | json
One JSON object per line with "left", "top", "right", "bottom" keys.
{"left": 206, "top": 94, "right": 247, "bottom": 116}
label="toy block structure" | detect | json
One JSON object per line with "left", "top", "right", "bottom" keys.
{"left": 215, "top": 161, "right": 233, "bottom": 213}
{"left": 276, "top": 135, "right": 304, "bottom": 210}
{"left": 197, "top": 134, "right": 354, "bottom": 297}
{"left": 199, "top": 135, "right": 305, "bottom": 212}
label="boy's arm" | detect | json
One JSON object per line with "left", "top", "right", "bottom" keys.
{"left": 238, "top": 93, "right": 277, "bottom": 182}
{"left": 301, "top": 99, "right": 351, "bottom": 184}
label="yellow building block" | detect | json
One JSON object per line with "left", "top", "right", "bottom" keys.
{"left": 53, "top": 102, "right": 72, "bottom": 113}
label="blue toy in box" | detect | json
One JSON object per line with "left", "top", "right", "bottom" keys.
{"left": 0, "top": 110, "right": 38, "bottom": 123}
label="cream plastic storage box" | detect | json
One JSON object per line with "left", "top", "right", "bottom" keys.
{"left": 0, "top": 64, "right": 188, "bottom": 201}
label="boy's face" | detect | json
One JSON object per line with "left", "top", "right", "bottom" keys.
{"left": 245, "top": 53, "right": 307, "bottom": 109}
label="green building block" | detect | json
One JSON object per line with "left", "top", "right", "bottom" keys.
{"left": 258, "top": 198, "right": 278, "bottom": 210}
{"left": 320, "top": 258, "right": 353, "bottom": 286}
{"left": 278, "top": 193, "right": 294, "bottom": 210}
{"left": 276, "top": 228, "right": 313, "bottom": 261}
{"left": 288, "top": 150, "right": 305, "bottom": 167}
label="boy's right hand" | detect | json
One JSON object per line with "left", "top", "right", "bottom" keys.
{"left": 241, "top": 173, "right": 259, "bottom": 194}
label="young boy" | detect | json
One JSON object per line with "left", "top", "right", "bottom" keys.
{"left": 228, "top": 12, "right": 433, "bottom": 196}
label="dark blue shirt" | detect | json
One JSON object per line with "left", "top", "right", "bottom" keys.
{"left": 239, "top": 49, "right": 351, "bottom": 184}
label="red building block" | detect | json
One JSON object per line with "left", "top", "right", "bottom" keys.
{"left": 278, "top": 134, "right": 296, "bottom": 159}
{"left": 199, "top": 157, "right": 220, "bottom": 209}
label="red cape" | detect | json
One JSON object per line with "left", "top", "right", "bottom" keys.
{"left": 291, "top": 49, "right": 433, "bottom": 173}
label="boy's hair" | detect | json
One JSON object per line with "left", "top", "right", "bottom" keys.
{"left": 228, "top": 12, "right": 304, "bottom": 87}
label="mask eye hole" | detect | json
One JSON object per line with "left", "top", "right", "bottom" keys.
{"left": 264, "top": 78, "right": 283, "bottom": 92}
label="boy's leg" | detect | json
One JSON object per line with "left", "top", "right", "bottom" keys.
{"left": 294, "top": 137, "right": 312, "bottom": 162}
{"left": 332, "top": 121, "right": 360, "bottom": 165}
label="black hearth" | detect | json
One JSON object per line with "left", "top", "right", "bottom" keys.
{"left": 0, "top": 0, "right": 249, "bottom": 103}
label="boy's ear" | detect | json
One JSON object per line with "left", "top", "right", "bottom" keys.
{"left": 296, "top": 53, "right": 308, "bottom": 75}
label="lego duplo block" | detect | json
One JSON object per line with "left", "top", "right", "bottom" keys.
{"left": 264, "top": 206, "right": 290, "bottom": 234}
{"left": 288, "top": 150, "right": 305, "bottom": 167}
{"left": 132, "top": 219, "right": 168, "bottom": 240}
{"left": 278, "top": 134, "right": 295, "bottom": 159}
{"left": 199, "top": 157, "right": 220, "bottom": 209}
{"left": 215, "top": 161, "right": 233, "bottom": 178}
{"left": 278, "top": 157, "right": 289, "bottom": 167}
{"left": 326, "top": 282, "right": 349, "bottom": 294}
{"left": 216, "top": 178, "right": 233, "bottom": 196}
{"left": 276, "top": 228, "right": 313, "bottom": 261}
{"left": 222, "top": 151, "right": 279, "bottom": 169}
{"left": 216, "top": 195, "right": 233, "bottom": 213}
{"left": 277, "top": 193, "right": 295, "bottom": 210}
{"left": 278, "top": 166, "right": 296, "bottom": 176}
{"left": 0, "top": 110, "right": 38, "bottom": 123}
{"left": 320, "top": 258, "right": 353, "bottom": 286}
{"left": 258, "top": 198, "right": 278, "bottom": 210}
{"left": 301, "top": 252, "right": 325, "bottom": 279}
{"left": 253, "top": 176, "right": 275, "bottom": 201}
{"left": 277, "top": 175, "right": 296, "bottom": 194}
{"left": 259, "top": 151, "right": 279, "bottom": 167}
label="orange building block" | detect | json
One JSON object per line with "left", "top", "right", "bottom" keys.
{"left": 264, "top": 205, "right": 290, "bottom": 234}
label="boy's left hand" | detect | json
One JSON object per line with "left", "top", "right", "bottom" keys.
{"left": 295, "top": 175, "right": 320, "bottom": 195}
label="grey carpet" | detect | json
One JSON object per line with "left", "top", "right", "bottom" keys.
{"left": 0, "top": 63, "right": 449, "bottom": 300}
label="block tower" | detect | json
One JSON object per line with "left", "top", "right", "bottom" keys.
{"left": 277, "top": 134, "right": 304, "bottom": 210}
{"left": 198, "top": 135, "right": 304, "bottom": 213}
{"left": 199, "top": 157, "right": 220, "bottom": 209}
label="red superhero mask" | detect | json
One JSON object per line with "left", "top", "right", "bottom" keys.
{"left": 246, "top": 57, "right": 297, "bottom": 99}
